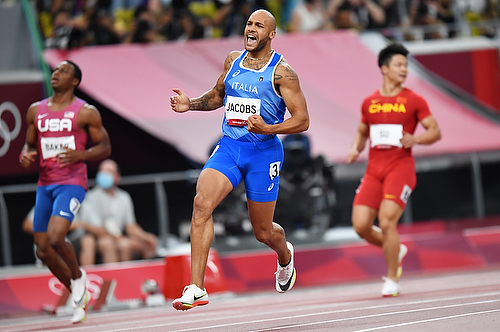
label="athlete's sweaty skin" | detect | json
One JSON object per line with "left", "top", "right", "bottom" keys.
{"left": 170, "top": 9, "right": 309, "bottom": 309}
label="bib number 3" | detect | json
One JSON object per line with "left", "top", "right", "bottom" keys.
{"left": 269, "top": 161, "right": 280, "bottom": 180}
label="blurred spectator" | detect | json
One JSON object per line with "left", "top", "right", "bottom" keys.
{"left": 456, "top": 0, "right": 492, "bottom": 37}
{"left": 123, "top": 4, "right": 162, "bottom": 43}
{"left": 272, "top": 0, "right": 300, "bottom": 30}
{"left": 407, "top": 0, "right": 450, "bottom": 39}
{"left": 378, "top": 0, "right": 406, "bottom": 28}
{"left": 76, "top": 0, "right": 122, "bottom": 45}
{"left": 188, "top": 0, "right": 232, "bottom": 38}
{"left": 156, "top": 0, "right": 206, "bottom": 41}
{"left": 36, "top": 0, "right": 78, "bottom": 38}
{"left": 264, "top": 0, "right": 290, "bottom": 31}
{"left": 45, "top": 9, "right": 84, "bottom": 49}
{"left": 480, "top": 0, "right": 499, "bottom": 37}
{"left": 486, "top": 0, "right": 499, "bottom": 18}
{"left": 90, "top": 9, "right": 121, "bottom": 45}
{"left": 456, "top": 0, "right": 487, "bottom": 15}
{"left": 111, "top": 0, "right": 145, "bottom": 16}
{"left": 327, "top": 0, "right": 386, "bottom": 30}
{"left": 211, "top": 0, "right": 253, "bottom": 37}
{"left": 176, "top": 8, "right": 207, "bottom": 40}
{"left": 157, "top": 5, "right": 186, "bottom": 40}
{"left": 35, "top": 0, "right": 498, "bottom": 45}
{"left": 433, "top": 0, "right": 461, "bottom": 38}
{"left": 288, "top": 0, "right": 332, "bottom": 33}
{"left": 78, "top": 159, "right": 158, "bottom": 264}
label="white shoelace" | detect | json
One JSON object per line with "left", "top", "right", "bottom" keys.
{"left": 276, "top": 264, "right": 292, "bottom": 283}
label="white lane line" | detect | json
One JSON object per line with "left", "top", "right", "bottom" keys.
{"left": 25, "top": 291, "right": 500, "bottom": 332}
{"left": 352, "top": 309, "right": 500, "bottom": 332}
{"left": 76, "top": 298, "right": 500, "bottom": 332}
{"left": 245, "top": 300, "right": 500, "bottom": 332}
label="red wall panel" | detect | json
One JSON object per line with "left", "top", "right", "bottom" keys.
{"left": 416, "top": 52, "right": 474, "bottom": 94}
{"left": 472, "top": 49, "right": 500, "bottom": 110}
{"left": 415, "top": 48, "right": 500, "bottom": 111}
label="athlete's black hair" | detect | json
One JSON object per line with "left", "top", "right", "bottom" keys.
{"left": 65, "top": 60, "right": 82, "bottom": 88}
{"left": 378, "top": 43, "right": 409, "bottom": 68}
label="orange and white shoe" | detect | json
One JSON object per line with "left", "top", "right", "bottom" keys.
{"left": 172, "top": 284, "right": 209, "bottom": 311}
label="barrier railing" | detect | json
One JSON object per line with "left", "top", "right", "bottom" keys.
{"left": 375, "top": 18, "right": 500, "bottom": 42}
{"left": 1, "top": 151, "right": 497, "bottom": 266}
{"left": 0, "top": 169, "right": 200, "bottom": 267}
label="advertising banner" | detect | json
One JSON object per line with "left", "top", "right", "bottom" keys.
{"left": 0, "top": 81, "right": 44, "bottom": 179}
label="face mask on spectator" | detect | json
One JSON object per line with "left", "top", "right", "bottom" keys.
{"left": 96, "top": 171, "right": 114, "bottom": 189}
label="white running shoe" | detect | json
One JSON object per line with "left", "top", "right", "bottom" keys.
{"left": 381, "top": 276, "right": 399, "bottom": 297}
{"left": 172, "top": 284, "right": 209, "bottom": 311}
{"left": 275, "top": 241, "right": 296, "bottom": 293}
{"left": 71, "top": 268, "right": 87, "bottom": 307}
{"left": 70, "top": 290, "right": 90, "bottom": 324}
{"left": 397, "top": 244, "right": 408, "bottom": 279}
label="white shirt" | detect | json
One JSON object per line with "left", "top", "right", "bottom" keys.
{"left": 79, "top": 186, "right": 136, "bottom": 236}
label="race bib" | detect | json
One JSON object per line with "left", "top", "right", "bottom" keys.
{"left": 40, "top": 136, "right": 76, "bottom": 160}
{"left": 225, "top": 95, "right": 261, "bottom": 126}
{"left": 370, "top": 124, "right": 403, "bottom": 148}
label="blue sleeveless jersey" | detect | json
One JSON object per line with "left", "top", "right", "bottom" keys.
{"left": 222, "top": 50, "right": 286, "bottom": 142}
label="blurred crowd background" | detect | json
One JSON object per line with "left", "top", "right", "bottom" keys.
{"left": 38, "top": 0, "right": 499, "bottom": 49}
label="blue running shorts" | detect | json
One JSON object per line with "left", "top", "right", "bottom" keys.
{"left": 204, "top": 135, "right": 283, "bottom": 202}
{"left": 33, "top": 184, "right": 86, "bottom": 232}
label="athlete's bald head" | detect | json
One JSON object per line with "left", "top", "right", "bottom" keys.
{"left": 249, "top": 9, "right": 276, "bottom": 32}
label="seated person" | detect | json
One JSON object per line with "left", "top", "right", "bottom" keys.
{"left": 78, "top": 159, "right": 157, "bottom": 264}
{"left": 288, "top": 0, "right": 330, "bottom": 33}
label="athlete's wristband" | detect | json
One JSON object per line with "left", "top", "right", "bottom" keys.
{"left": 19, "top": 150, "right": 27, "bottom": 163}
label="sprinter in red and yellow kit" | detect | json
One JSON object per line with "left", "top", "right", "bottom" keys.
{"left": 347, "top": 43, "right": 441, "bottom": 297}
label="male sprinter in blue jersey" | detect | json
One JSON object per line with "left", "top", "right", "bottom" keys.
{"left": 170, "top": 9, "right": 310, "bottom": 310}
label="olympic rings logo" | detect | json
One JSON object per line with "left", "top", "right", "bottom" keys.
{"left": 0, "top": 101, "right": 22, "bottom": 157}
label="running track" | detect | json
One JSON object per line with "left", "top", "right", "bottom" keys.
{"left": 1, "top": 267, "right": 499, "bottom": 332}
